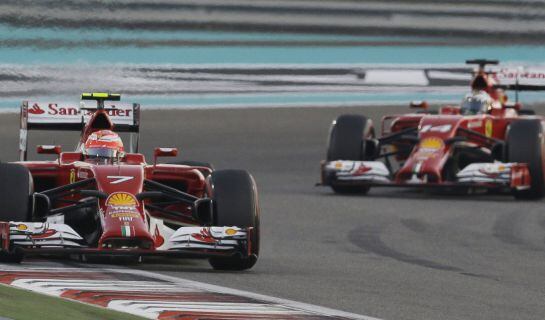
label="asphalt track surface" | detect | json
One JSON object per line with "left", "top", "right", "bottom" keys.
{"left": 1, "top": 104, "right": 545, "bottom": 320}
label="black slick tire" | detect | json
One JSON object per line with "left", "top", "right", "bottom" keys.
{"left": 0, "top": 163, "right": 32, "bottom": 263}
{"left": 507, "top": 120, "right": 545, "bottom": 199}
{"left": 208, "top": 170, "right": 259, "bottom": 270}
{"left": 326, "top": 114, "right": 372, "bottom": 194}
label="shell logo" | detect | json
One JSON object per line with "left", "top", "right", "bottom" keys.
{"left": 419, "top": 137, "right": 444, "bottom": 151}
{"left": 225, "top": 228, "right": 238, "bottom": 236}
{"left": 106, "top": 192, "right": 138, "bottom": 207}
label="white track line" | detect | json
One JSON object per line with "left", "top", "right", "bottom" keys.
{"left": 108, "top": 267, "right": 381, "bottom": 320}
{"left": 0, "top": 262, "right": 382, "bottom": 319}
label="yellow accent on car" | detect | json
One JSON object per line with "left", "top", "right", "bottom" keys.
{"left": 69, "top": 169, "right": 76, "bottom": 184}
{"left": 485, "top": 119, "right": 493, "bottom": 137}
{"left": 81, "top": 92, "right": 121, "bottom": 100}
{"left": 106, "top": 192, "right": 138, "bottom": 207}
{"left": 419, "top": 137, "right": 444, "bottom": 151}
{"left": 225, "top": 228, "right": 238, "bottom": 236}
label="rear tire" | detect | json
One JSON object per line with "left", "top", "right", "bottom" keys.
{"left": 507, "top": 120, "right": 545, "bottom": 199}
{"left": 326, "top": 114, "right": 373, "bottom": 194}
{"left": 208, "top": 170, "right": 259, "bottom": 270}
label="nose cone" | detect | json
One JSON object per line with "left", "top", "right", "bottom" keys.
{"left": 98, "top": 191, "right": 154, "bottom": 250}
{"left": 396, "top": 137, "right": 448, "bottom": 183}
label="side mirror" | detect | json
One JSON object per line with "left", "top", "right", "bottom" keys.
{"left": 37, "top": 145, "right": 61, "bottom": 155}
{"left": 410, "top": 101, "right": 429, "bottom": 110}
{"left": 154, "top": 147, "right": 178, "bottom": 165}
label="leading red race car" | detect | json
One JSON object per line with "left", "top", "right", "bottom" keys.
{"left": 0, "top": 93, "right": 259, "bottom": 270}
{"left": 320, "top": 60, "right": 545, "bottom": 199}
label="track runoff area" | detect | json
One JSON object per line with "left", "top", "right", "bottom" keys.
{"left": 2, "top": 101, "right": 545, "bottom": 320}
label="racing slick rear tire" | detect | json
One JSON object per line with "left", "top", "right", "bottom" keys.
{"left": 326, "top": 114, "right": 373, "bottom": 194}
{"left": 507, "top": 120, "right": 545, "bottom": 199}
{"left": 208, "top": 170, "right": 259, "bottom": 271}
{"left": 0, "top": 163, "right": 32, "bottom": 263}
{"left": 0, "top": 163, "right": 33, "bottom": 221}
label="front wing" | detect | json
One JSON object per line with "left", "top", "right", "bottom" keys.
{"left": 0, "top": 222, "right": 254, "bottom": 260}
{"left": 321, "top": 160, "right": 531, "bottom": 190}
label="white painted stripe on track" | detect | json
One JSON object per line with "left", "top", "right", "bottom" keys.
{"left": 0, "top": 250, "right": 378, "bottom": 320}
{"left": 11, "top": 279, "right": 188, "bottom": 295}
{"left": 106, "top": 267, "right": 382, "bottom": 320}
{"left": 1, "top": 262, "right": 382, "bottom": 319}
{"left": 108, "top": 300, "right": 306, "bottom": 319}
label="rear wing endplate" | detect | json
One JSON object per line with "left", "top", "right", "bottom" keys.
{"left": 19, "top": 101, "right": 140, "bottom": 161}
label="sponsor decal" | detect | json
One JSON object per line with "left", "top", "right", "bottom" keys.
{"left": 25, "top": 102, "right": 135, "bottom": 126}
{"left": 110, "top": 212, "right": 140, "bottom": 219}
{"left": 106, "top": 192, "right": 138, "bottom": 207}
{"left": 106, "top": 193, "right": 140, "bottom": 221}
{"left": 418, "top": 137, "right": 444, "bottom": 153}
{"left": 77, "top": 169, "right": 88, "bottom": 179}
{"left": 48, "top": 103, "right": 78, "bottom": 116}
{"left": 16, "top": 224, "right": 28, "bottom": 231}
{"left": 421, "top": 124, "right": 452, "bottom": 133}
{"left": 29, "top": 104, "right": 132, "bottom": 117}
{"left": 28, "top": 103, "right": 45, "bottom": 115}
{"left": 495, "top": 68, "right": 545, "bottom": 81}
{"left": 225, "top": 228, "right": 238, "bottom": 236}
{"left": 69, "top": 169, "right": 76, "bottom": 184}
{"left": 415, "top": 137, "right": 444, "bottom": 160}
{"left": 107, "top": 176, "right": 134, "bottom": 184}
{"left": 485, "top": 119, "right": 493, "bottom": 137}
{"left": 467, "top": 120, "right": 483, "bottom": 129}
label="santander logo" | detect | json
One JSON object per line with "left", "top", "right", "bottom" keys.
{"left": 28, "top": 104, "right": 45, "bottom": 115}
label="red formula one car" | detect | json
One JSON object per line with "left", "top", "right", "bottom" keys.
{"left": 321, "top": 60, "right": 545, "bottom": 199}
{"left": 0, "top": 93, "right": 259, "bottom": 270}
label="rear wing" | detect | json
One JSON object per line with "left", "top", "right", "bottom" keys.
{"left": 19, "top": 101, "right": 140, "bottom": 161}
{"left": 490, "top": 66, "right": 545, "bottom": 102}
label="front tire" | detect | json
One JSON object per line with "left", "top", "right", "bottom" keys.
{"left": 0, "top": 163, "right": 33, "bottom": 263}
{"left": 208, "top": 170, "right": 259, "bottom": 270}
{"left": 326, "top": 114, "right": 373, "bottom": 194}
{"left": 0, "top": 163, "right": 33, "bottom": 221}
{"left": 507, "top": 120, "right": 545, "bottom": 199}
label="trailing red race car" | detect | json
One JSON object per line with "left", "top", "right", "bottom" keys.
{"left": 320, "top": 60, "right": 545, "bottom": 199}
{"left": 0, "top": 93, "right": 259, "bottom": 270}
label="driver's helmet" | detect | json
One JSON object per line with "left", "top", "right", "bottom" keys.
{"left": 460, "top": 91, "right": 493, "bottom": 115}
{"left": 83, "top": 130, "right": 124, "bottom": 161}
